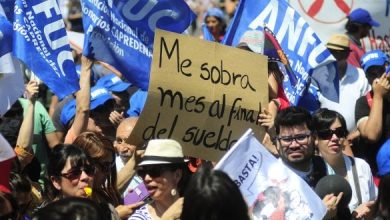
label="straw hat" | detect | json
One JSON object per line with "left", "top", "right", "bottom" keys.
{"left": 326, "top": 34, "right": 350, "bottom": 51}
{"left": 138, "top": 139, "right": 185, "bottom": 166}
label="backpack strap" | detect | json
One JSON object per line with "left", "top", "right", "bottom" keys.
{"left": 349, "top": 156, "right": 363, "bottom": 205}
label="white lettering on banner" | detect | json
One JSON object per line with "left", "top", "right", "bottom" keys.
{"left": 249, "top": 0, "right": 329, "bottom": 68}
{"left": 82, "top": 5, "right": 110, "bottom": 32}
{"left": 32, "top": 0, "right": 61, "bottom": 18}
{"left": 87, "top": 0, "right": 109, "bottom": 14}
{"left": 121, "top": 0, "right": 157, "bottom": 21}
{"left": 43, "top": 20, "right": 67, "bottom": 50}
{"left": 57, "top": 50, "right": 73, "bottom": 78}
{"left": 121, "top": 0, "right": 179, "bottom": 31}
{"left": 14, "top": 20, "right": 30, "bottom": 41}
{"left": 29, "top": 0, "right": 71, "bottom": 77}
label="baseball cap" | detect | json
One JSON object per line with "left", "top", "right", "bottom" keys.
{"left": 377, "top": 138, "right": 390, "bottom": 176}
{"left": 60, "top": 86, "right": 114, "bottom": 126}
{"left": 237, "top": 30, "right": 265, "bottom": 54}
{"left": 348, "top": 8, "right": 380, "bottom": 27}
{"left": 326, "top": 34, "right": 350, "bottom": 51}
{"left": 361, "top": 49, "right": 389, "bottom": 72}
{"left": 96, "top": 73, "right": 131, "bottom": 92}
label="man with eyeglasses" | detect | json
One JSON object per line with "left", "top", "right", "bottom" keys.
{"left": 274, "top": 106, "right": 326, "bottom": 187}
{"left": 355, "top": 50, "right": 390, "bottom": 176}
{"left": 274, "top": 106, "right": 343, "bottom": 218}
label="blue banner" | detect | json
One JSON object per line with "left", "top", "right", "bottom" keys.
{"left": 0, "top": 14, "right": 12, "bottom": 56}
{"left": 0, "top": 0, "right": 14, "bottom": 20}
{"left": 223, "top": 0, "right": 334, "bottom": 105}
{"left": 81, "top": 0, "right": 196, "bottom": 90}
{"left": 13, "top": 0, "right": 79, "bottom": 99}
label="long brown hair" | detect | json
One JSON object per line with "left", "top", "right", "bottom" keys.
{"left": 73, "top": 132, "right": 121, "bottom": 206}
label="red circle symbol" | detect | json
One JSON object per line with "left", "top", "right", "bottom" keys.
{"left": 297, "top": 0, "right": 354, "bottom": 24}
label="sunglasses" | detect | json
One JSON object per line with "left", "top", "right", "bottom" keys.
{"left": 317, "top": 127, "right": 347, "bottom": 140}
{"left": 60, "top": 165, "right": 96, "bottom": 180}
{"left": 137, "top": 166, "right": 172, "bottom": 179}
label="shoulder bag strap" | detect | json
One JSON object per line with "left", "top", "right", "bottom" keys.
{"left": 349, "top": 156, "right": 363, "bottom": 205}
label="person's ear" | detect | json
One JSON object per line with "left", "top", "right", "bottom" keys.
{"left": 51, "top": 176, "right": 62, "bottom": 191}
{"left": 314, "top": 135, "right": 318, "bottom": 146}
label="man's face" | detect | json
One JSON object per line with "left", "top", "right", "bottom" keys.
{"left": 114, "top": 123, "right": 136, "bottom": 162}
{"left": 276, "top": 124, "right": 315, "bottom": 167}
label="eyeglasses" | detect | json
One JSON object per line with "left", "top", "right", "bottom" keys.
{"left": 60, "top": 165, "right": 96, "bottom": 180}
{"left": 317, "top": 127, "right": 347, "bottom": 140}
{"left": 276, "top": 133, "right": 311, "bottom": 146}
{"left": 137, "top": 166, "right": 171, "bottom": 179}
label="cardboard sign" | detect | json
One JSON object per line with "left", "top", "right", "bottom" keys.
{"left": 130, "top": 29, "right": 268, "bottom": 161}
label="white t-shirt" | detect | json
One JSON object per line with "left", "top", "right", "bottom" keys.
{"left": 317, "top": 64, "right": 370, "bottom": 131}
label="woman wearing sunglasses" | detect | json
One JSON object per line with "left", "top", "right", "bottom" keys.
{"left": 129, "top": 139, "right": 190, "bottom": 220}
{"left": 46, "top": 144, "right": 95, "bottom": 200}
{"left": 73, "top": 132, "right": 121, "bottom": 206}
{"left": 312, "top": 108, "right": 377, "bottom": 219}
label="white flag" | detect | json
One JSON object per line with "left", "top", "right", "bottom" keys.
{"left": 215, "top": 129, "right": 326, "bottom": 220}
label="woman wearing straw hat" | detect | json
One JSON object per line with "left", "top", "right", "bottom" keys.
{"left": 129, "top": 139, "right": 190, "bottom": 220}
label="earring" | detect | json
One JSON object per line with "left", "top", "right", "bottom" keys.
{"left": 171, "top": 188, "right": 177, "bottom": 197}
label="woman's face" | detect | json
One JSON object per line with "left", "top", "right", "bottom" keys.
{"left": 138, "top": 165, "right": 182, "bottom": 202}
{"left": 206, "top": 16, "right": 222, "bottom": 35}
{"left": 51, "top": 158, "right": 94, "bottom": 198}
{"left": 93, "top": 152, "right": 115, "bottom": 187}
{"left": 316, "top": 118, "right": 346, "bottom": 156}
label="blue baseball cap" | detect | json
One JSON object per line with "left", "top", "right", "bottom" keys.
{"left": 60, "top": 86, "right": 114, "bottom": 126}
{"left": 360, "top": 50, "right": 389, "bottom": 72}
{"left": 204, "top": 7, "right": 225, "bottom": 21}
{"left": 127, "top": 89, "right": 148, "bottom": 117}
{"left": 377, "top": 139, "right": 390, "bottom": 176}
{"left": 348, "top": 8, "right": 380, "bottom": 27}
{"left": 96, "top": 73, "right": 131, "bottom": 92}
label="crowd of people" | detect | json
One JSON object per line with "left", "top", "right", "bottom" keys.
{"left": 1, "top": 1, "right": 390, "bottom": 220}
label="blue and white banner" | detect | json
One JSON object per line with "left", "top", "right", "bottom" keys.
{"left": 0, "top": 14, "right": 12, "bottom": 57}
{"left": 0, "top": 4, "right": 14, "bottom": 74}
{"left": 81, "top": 0, "right": 196, "bottom": 90}
{"left": 223, "top": 0, "right": 334, "bottom": 105}
{"left": 13, "top": 0, "right": 79, "bottom": 99}
{"left": 215, "top": 129, "right": 326, "bottom": 220}
{"left": 0, "top": 0, "right": 14, "bottom": 20}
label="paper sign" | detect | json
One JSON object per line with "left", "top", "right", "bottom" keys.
{"left": 130, "top": 29, "right": 268, "bottom": 161}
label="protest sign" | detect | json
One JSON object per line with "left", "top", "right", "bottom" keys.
{"left": 215, "top": 129, "right": 327, "bottom": 219}
{"left": 130, "top": 29, "right": 268, "bottom": 162}
{"left": 13, "top": 0, "right": 79, "bottom": 99}
{"left": 223, "top": 0, "right": 334, "bottom": 106}
{"left": 81, "top": 0, "right": 196, "bottom": 91}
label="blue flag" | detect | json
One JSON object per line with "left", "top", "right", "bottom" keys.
{"left": 13, "top": 0, "right": 79, "bottom": 99}
{"left": 0, "top": 14, "right": 12, "bottom": 57}
{"left": 0, "top": 0, "right": 14, "bottom": 20}
{"left": 223, "top": 0, "right": 334, "bottom": 105}
{"left": 81, "top": 0, "right": 196, "bottom": 90}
